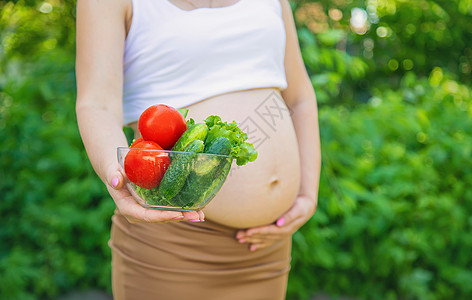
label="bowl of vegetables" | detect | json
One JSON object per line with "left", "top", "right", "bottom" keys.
{"left": 118, "top": 104, "right": 257, "bottom": 212}
{"left": 118, "top": 142, "right": 232, "bottom": 211}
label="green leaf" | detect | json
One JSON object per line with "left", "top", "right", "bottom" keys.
{"left": 177, "top": 108, "right": 189, "bottom": 118}
{"left": 204, "top": 115, "right": 257, "bottom": 166}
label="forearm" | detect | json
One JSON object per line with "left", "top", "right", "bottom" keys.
{"left": 76, "top": 102, "right": 128, "bottom": 184}
{"left": 290, "top": 90, "right": 321, "bottom": 208}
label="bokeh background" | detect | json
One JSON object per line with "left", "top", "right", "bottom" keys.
{"left": 1, "top": 0, "right": 471, "bottom": 299}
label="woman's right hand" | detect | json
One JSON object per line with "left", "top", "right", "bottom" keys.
{"left": 105, "top": 163, "right": 204, "bottom": 224}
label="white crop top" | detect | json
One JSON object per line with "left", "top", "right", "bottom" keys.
{"left": 122, "top": 0, "right": 288, "bottom": 124}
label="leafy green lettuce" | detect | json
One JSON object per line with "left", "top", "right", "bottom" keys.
{"left": 204, "top": 115, "right": 258, "bottom": 166}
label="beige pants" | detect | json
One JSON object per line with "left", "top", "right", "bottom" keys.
{"left": 109, "top": 212, "right": 292, "bottom": 300}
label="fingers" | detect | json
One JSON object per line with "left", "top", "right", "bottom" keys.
{"left": 235, "top": 203, "right": 308, "bottom": 250}
{"left": 238, "top": 219, "right": 294, "bottom": 239}
{"left": 246, "top": 224, "right": 288, "bottom": 236}
{"left": 237, "top": 205, "right": 299, "bottom": 239}
{"left": 182, "top": 210, "right": 205, "bottom": 222}
{"left": 114, "top": 191, "right": 205, "bottom": 223}
{"left": 236, "top": 227, "right": 278, "bottom": 251}
{"left": 237, "top": 225, "right": 289, "bottom": 244}
{"left": 106, "top": 163, "right": 205, "bottom": 224}
{"left": 237, "top": 224, "right": 304, "bottom": 251}
{"left": 235, "top": 196, "right": 318, "bottom": 252}
{"left": 248, "top": 240, "right": 276, "bottom": 252}
{"left": 197, "top": 210, "right": 205, "bottom": 221}
{"left": 238, "top": 235, "right": 278, "bottom": 244}
{"left": 117, "top": 196, "right": 205, "bottom": 224}
{"left": 115, "top": 194, "right": 184, "bottom": 223}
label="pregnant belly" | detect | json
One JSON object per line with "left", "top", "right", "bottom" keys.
{"left": 185, "top": 88, "right": 301, "bottom": 228}
{"left": 129, "top": 88, "right": 301, "bottom": 229}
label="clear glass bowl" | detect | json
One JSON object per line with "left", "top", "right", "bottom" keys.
{"left": 117, "top": 147, "right": 232, "bottom": 212}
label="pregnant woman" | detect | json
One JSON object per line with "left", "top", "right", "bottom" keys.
{"left": 76, "top": 0, "right": 321, "bottom": 299}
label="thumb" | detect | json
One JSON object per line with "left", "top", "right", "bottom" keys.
{"left": 107, "top": 166, "right": 125, "bottom": 190}
{"left": 275, "top": 204, "right": 298, "bottom": 227}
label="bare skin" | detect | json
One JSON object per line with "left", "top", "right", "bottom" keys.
{"left": 76, "top": 0, "right": 321, "bottom": 251}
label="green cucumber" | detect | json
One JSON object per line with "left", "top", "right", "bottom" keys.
{"left": 204, "top": 136, "right": 232, "bottom": 155}
{"left": 135, "top": 185, "right": 171, "bottom": 206}
{"left": 172, "top": 123, "right": 208, "bottom": 152}
{"left": 191, "top": 137, "right": 232, "bottom": 177}
{"left": 196, "top": 158, "right": 232, "bottom": 206}
{"left": 174, "top": 137, "right": 232, "bottom": 208}
{"left": 159, "top": 140, "right": 204, "bottom": 200}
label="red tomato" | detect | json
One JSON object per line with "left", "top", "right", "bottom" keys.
{"left": 130, "top": 137, "right": 144, "bottom": 148}
{"left": 124, "top": 140, "right": 170, "bottom": 189}
{"left": 138, "top": 104, "right": 187, "bottom": 149}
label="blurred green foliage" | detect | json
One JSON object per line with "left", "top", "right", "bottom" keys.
{"left": 289, "top": 72, "right": 472, "bottom": 299}
{"left": 293, "top": 0, "right": 472, "bottom": 105}
{"left": 1, "top": 0, "right": 471, "bottom": 299}
{"left": 0, "top": 48, "right": 113, "bottom": 299}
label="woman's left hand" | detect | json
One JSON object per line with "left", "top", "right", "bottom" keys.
{"left": 235, "top": 195, "right": 317, "bottom": 251}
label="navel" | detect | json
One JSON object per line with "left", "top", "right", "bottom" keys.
{"left": 269, "top": 177, "right": 280, "bottom": 189}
